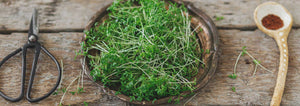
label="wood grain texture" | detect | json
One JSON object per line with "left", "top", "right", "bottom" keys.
{"left": 0, "top": 30, "right": 299, "bottom": 105}
{"left": 0, "top": 0, "right": 300, "bottom": 105}
{"left": 0, "top": 0, "right": 300, "bottom": 32}
{"left": 184, "top": 29, "right": 300, "bottom": 105}
{"left": 0, "top": 0, "right": 114, "bottom": 32}
{"left": 0, "top": 33, "right": 127, "bottom": 106}
{"left": 183, "top": 0, "right": 300, "bottom": 28}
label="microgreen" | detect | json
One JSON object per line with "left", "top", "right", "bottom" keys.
{"left": 84, "top": 101, "right": 88, "bottom": 106}
{"left": 59, "top": 59, "right": 86, "bottom": 105}
{"left": 81, "top": 0, "right": 203, "bottom": 102}
{"left": 175, "top": 97, "right": 180, "bottom": 104}
{"left": 228, "top": 74, "right": 237, "bottom": 79}
{"left": 231, "top": 46, "right": 272, "bottom": 79}
{"left": 77, "top": 87, "right": 85, "bottom": 94}
{"left": 199, "top": 28, "right": 203, "bottom": 32}
{"left": 53, "top": 92, "right": 58, "bottom": 95}
{"left": 231, "top": 87, "right": 236, "bottom": 92}
{"left": 152, "top": 98, "right": 157, "bottom": 104}
{"left": 70, "top": 91, "right": 76, "bottom": 95}
{"left": 115, "top": 91, "right": 121, "bottom": 95}
{"left": 61, "top": 88, "right": 66, "bottom": 93}
{"left": 168, "top": 98, "right": 173, "bottom": 103}
{"left": 206, "top": 49, "right": 210, "bottom": 54}
{"left": 241, "top": 46, "right": 246, "bottom": 56}
{"left": 215, "top": 16, "right": 224, "bottom": 21}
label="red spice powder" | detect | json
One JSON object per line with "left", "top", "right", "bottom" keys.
{"left": 261, "top": 14, "right": 284, "bottom": 30}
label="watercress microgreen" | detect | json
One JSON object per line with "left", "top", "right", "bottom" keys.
{"left": 81, "top": 0, "right": 203, "bottom": 102}
{"left": 231, "top": 87, "right": 236, "bottom": 92}
{"left": 228, "top": 74, "right": 237, "bottom": 79}
{"left": 215, "top": 16, "right": 224, "bottom": 21}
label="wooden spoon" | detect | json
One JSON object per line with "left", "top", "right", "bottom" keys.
{"left": 254, "top": 2, "right": 293, "bottom": 106}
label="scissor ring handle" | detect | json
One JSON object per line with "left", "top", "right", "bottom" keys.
{"left": 0, "top": 48, "right": 24, "bottom": 102}
{"left": 0, "top": 43, "right": 62, "bottom": 102}
{"left": 23, "top": 43, "right": 62, "bottom": 102}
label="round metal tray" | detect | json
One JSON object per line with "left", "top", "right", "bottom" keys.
{"left": 82, "top": 0, "right": 219, "bottom": 105}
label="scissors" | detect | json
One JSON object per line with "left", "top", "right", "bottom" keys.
{"left": 0, "top": 9, "right": 62, "bottom": 102}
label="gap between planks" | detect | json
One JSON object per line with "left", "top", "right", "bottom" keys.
{"left": 0, "top": 26, "right": 300, "bottom": 34}
{"left": 0, "top": 28, "right": 84, "bottom": 34}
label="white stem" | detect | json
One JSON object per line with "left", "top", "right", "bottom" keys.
{"left": 233, "top": 52, "right": 243, "bottom": 74}
{"left": 59, "top": 76, "right": 79, "bottom": 105}
{"left": 253, "top": 64, "right": 258, "bottom": 76}
{"left": 245, "top": 51, "right": 272, "bottom": 73}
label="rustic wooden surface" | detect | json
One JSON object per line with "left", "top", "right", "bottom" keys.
{"left": 0, "top": 0, "right": 300, "bottom": 106}
{"left": 1, "top": 0, "right": 300, "bottom": 32}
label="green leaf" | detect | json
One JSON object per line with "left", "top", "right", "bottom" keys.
{"left": 241, "top": 46, "right": 247, "bottom": 56}
{"left": 228, "top": 74, "right": 237, "bottom": 79}
{"left": 152, "top": 98, "right": 157, "bottom": 104}
{"left": 215, "top": 16, "right": 224, "bottom": 21}
{"left": 175, "top": 97, "right": 180, "bottom": 104}
{"left": 242, "top": 46, "right": 247, "bottom": 52}
{"left": 115, "top": 91, "right": 121, "bottom": 95}
{"left": 77, "top": 87, "right": 85, "bottom": 94}
{"left": 84, "top": 101, "right": 88, "bottom": 106}
{"left": 61, "top": 88, "right": 66, "bottom": 93}
{"left": 70, "top": 91, "right": 75, "bottom": 95}
{"left": 192, "top": 78, "right": 197, "bottom": 85}
{"left": 231, "top": 87, "right": 236, "bottom": 92}
{"left": 53, "top": 92, "right": 58, "bottom": 95}
{"left": 241, "top": 52, "right": 245, "bottom": 56}
{"left": 206, "top": 49, "right": 210, "bottom": 54}
{"left": 201, "top": 49, "right": 204, "bottom": 53}
{"left": 201, "top": 64, "right": 205, "bottom": 68}
{"left": 130, "top": 96, "right": 136, "bottom": 102}
{"left": 168, "top": 98, "right": 172, "bottom": 103}
{"left": 242, "top": 46, "right": 246, "bottom": 50}
{"left": 199, "top": 28, "right": 203, "bottom": 32}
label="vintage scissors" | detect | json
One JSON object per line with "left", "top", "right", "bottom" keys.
{"left": 0, "top": 9, "right": 61, "bottom": 102}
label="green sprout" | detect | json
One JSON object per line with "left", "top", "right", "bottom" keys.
{"left": 81, "top": 0, "right": 203, "bottom": 102}
{"left": 215, "top": 16, "right": 224, "bottom": 21}
{"left": 231, "top": 87, "right": 236, "bottom": 92}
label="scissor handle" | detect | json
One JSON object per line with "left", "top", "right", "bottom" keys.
{"left": 0, "top": 43, "right": 61, "bottom": 102}
{"left": 23, "top": 43, "right": 62, "bottom": 102}
{"left": 0, "top": 48, "right": 24, "bottom": 102}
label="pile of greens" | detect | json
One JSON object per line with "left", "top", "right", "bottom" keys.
{"left": 81, "top": 0, "right": 204, "bottom": 102}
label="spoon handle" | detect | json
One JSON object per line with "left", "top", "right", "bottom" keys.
{"left": 271, "top": 36, "right": 289, "bottom": 106}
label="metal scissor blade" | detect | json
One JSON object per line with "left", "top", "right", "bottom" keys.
{"left": 29, "top": 8, "right": 39, "bottom": 37}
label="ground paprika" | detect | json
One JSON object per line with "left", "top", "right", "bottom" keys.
{"left": 261, "top": 14, "right": 283, "bottom": 30}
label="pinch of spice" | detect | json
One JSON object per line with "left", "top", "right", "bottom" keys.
{"left": 262, "top": 14, "right": 284, "bottom": 30}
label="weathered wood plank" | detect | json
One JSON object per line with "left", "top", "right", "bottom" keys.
{"left": 1, "top": 0, "right": 300, "bottom": 105}
{"left": 0, "top": 30, "right": 299, "bottom": 105}
{"left": 0, "top": 32, "right": 127, "bottom": 106}
{"left": 0, "top": 0, "right": 114, "bottom": 32}
{"left": 184, "top": 0, "right": 300, "bottom": 28}
{"left": 184, "top": 29, "right": 300, "bottom": 105}
{"left": 0, "top": 0, "right": 299, "bottom": 32}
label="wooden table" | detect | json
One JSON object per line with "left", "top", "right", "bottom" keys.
{"left": 0, "top": 0, "right": 299, "bottom": 105}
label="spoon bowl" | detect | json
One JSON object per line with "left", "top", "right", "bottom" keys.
{"left": 254, "top": 2, "right": 293, "bottom": 106}
{"left": 254, "top": 1, "right": 293, "bottom": 38}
